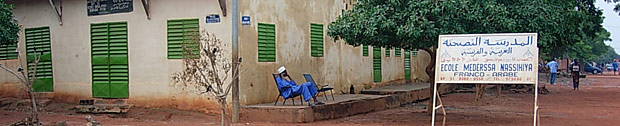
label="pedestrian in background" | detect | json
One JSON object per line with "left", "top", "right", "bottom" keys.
{"left": 546, "top": 58, "right": 558, "bottom": 85}
{"left": 613, "top": 60, "right": 618, "bottom": 75}
{"left": 571, "top": 59, "right": 581, "bottom": 90}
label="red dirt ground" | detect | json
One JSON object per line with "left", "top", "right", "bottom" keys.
{"left": 1, "top": 72, "right": 619, "bottom": 125}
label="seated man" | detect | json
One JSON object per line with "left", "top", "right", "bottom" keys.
{"left": 275, "top": 66, "right": 324, "bottom": 106}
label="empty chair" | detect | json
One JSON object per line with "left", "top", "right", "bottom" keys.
{"left": 303, "top": 73, "right": 335, "bottom": 101}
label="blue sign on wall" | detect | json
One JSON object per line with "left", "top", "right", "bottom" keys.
{"left": 241, "top": 16, "right": 251, "bottom": 25}
{"left": 206, "top": 14, "right": 221, "bottom": 23}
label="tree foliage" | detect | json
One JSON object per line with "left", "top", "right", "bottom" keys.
{"left": 328, "top": 0, "right": 605, "bottom": 60}
{"left": 604, "top": 0, "right": 620, "bottom": 15}
{"left": 568, "top": 28, "right": 614, "bottom": 62}
{"left": 1, "top": 0, "right": 20, "bottom": 45}
{"left": 596, "top": 47, "right": 620, "bottom": 64}
{"left": 328, "top": 0, "right": 513, "bottom": 50}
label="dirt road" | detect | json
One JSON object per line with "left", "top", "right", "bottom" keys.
{"left": 251, "top": 72, "right": 620, "bottom": 126}
{"left": 1, "top": 72, "right": 619, "bottom": 125}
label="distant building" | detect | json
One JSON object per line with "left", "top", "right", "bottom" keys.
{"left": 0, "top": 0, "right": 430, "bottom": 110}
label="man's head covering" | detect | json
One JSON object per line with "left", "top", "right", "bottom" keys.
{"left": 277, "top": 66, "right": 286, "bottom": 74}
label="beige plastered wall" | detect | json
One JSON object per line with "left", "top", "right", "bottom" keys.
{"left": 1, "top": 0, "right": 431, "bottom": 110}
{"left": 237, "top": 0, "right": 431, "bottom": 105}
{"left": 4, "top": 0, "right": 235, "bottom": 112}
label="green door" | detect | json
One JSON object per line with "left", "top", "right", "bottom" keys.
{"left": 25, "top": 27, "right": 54, "bottom": 92}
{"left": 91, "top": 22, "right": 129, "bottom": 98}
{"left": 373, "top": 47, "right": 382, "bottom": 82}
{"left": 404, "top": 51, "right": 411, "bottom": 80}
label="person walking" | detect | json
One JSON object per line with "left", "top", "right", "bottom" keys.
{"left": 613, "top": 60, "right": 618, "bottom": 75}
{"left": 571, "top": 59, "right": 581, "bottom": 90}
{"left": 546, "top": 59, "right": 558, "bottom": 85}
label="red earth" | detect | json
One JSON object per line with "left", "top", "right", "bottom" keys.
{"left": 1, "top": 72, "right": 619, "bottom": 126}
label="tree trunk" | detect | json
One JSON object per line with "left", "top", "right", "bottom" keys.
{"left": 219, "top": 99, "right": 227, "bottom": 126}
{"left": 28, "top": 88, "right": 39, "bottom": 123}
{"left": 496, "top": 84, "right": 501, "bottom": 98}
{"left": 421, "top": 48, "right": 437, "bottom": 113}
{"left": 475, "top": 84, "right": 485, "bottom": 101}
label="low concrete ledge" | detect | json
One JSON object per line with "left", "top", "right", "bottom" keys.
{"left": 240, "top": 83, "right": 455, "bottom": 123}
{"left": 362, "top": 83, "right": 455, "bottom": 107}
{"left": 241, "top": 94, "right": 390, "bottom": 123}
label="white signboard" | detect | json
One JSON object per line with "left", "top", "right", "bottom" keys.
{"left": 435, "top": 33, "right": 538, "bottom": 84}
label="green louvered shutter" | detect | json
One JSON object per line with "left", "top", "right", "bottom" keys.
{"left": 167, "top": 18, "right": 200, "bottom": 59}
{"left": 362, "top": 45, "right": 368, "bottom": 56}
{"left": 373, "top": 47, "right": 382, "bottom": 82}
{"left": 91, "top": 23, "right": 111, "bottom": 98}
{"left": 258, "top": 23, "right": 276, "bottom": 62}
{"left": 6, "top": 44, "right": 17, "bottom": 59}
{"left": 385, "top": 48, "right": 390, "bottom": 57}
{"left": 25, "top": 26, "right": 53, "bottom": 92}
{"left": 91, "top": 22, "right": 129, "bottom": 98}
{"left": 108, "top": 22, "right": 129, "bottom": 98}
{"left": 404, "top": 51, "right": 411, "bottom": 80}
{"left": 0, "top": 44, "right": 18, "bottom": 60}
{"left": 395, "top": 48, "right": 401, "bottom": 57}
{"left": 412, "top": 49, "right": 418, "bottom": 56}
{"left": 0, "top": 45, "right": 6, "bottom": 60}
{"left": 310, "top": 23, "right": 324, "bottom": 57}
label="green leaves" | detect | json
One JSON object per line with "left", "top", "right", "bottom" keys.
{"left": 604, "top": 0, "right": 620, "bottom": 15}
{"left": 0, "top": 0, "right": 20, "bottom": 45}
{"left": 328, "top": 0, "right": 517, "bottom": 50}
{"left": 328, "top": 0, "right": 607, "bottom": 60}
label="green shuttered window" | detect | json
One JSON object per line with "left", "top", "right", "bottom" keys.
{"left": 0, "top": 44, "right": 18, "bottom": 60}
{"left": 385, "top": 48, "right": 390, "bottom": 57}
{"left": 91, "top": 22, "right": 129, "bottom": 98}
{"left": 25, "top": 26, "right": 53, "bottom": 92}
{"left": 404, "top": 51, "right": 411, "bottom": 80}
{"left": 258, "top": 23, "right": 276, "bottom": 62}
{"left": 412, "top": 49, "right": 418, "bottom": 56}
{"left": 362, "top": 45, "right": 369, "bottom": 56}
{"left": 167, "top": 18, "right": 200, "bottom": 59}
{"left": 373, "top": 47, "right": 382, "bottom": 82}
{"left": 395, "top": 48, "right": 401, "bottom": 57}
{"left": 310, "top": 23, "right": 324, "bottom": 57}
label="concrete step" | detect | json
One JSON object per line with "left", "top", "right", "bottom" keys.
{"left": 241, "top": 94, "right": 391, "bottom": 123}
{"left": 74, "top": 99, "right": 131, "bottom": 114}
{"left": 240, "top": 83, "right": 455, "bottom": 123}
{"left": 361, "top": 83, "right": 455, "bottom": 106}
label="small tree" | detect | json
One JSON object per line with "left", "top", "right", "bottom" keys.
{"left": 0, "top": 50, "right": 44, "bottom": 125}
{"left": 1, "top": 0, "right": 42, "bottom": 124}
{"left": 171, "top": 30, "right": 239, "bottom": 126}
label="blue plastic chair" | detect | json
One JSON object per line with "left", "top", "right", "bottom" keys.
{"left": 303, "top": 73, "right": 335, "bottom": 101}
{"left": 272, "top": 73, "right": 304, "bottom": 106}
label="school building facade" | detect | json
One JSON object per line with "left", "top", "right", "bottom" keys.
{"left": 0, "top": 0, "right": 431, "bottom": 111}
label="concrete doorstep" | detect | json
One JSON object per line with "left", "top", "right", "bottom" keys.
{"left": 74, "top": 99, "right": 131, "bottom": 114}
{"left": 240, "top": 83, "right": 455, "bottom": 123}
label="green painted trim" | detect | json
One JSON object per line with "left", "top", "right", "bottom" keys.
{"left": 167, "top": 18, "right": 200, "bottom": 59}
{"left": 25, "top": 26, "right": 53, "bottom": 92}
{"left": 90, "top": 22, "right": 129, "bottom": 98}
{"left": 373, "top": 47, "right": 382, "bottom": 82}
{"left": 310, "top": 23, "right": 324, "bottom": 57}
{"left": 258, "top": 23, "right": 276, "bottom": 62}
{"left": 362, "top": 45, "right": 369, "bottom": 56}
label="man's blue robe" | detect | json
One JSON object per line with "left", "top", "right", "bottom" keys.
{"left": 275, "top": 76, "right": 318, "bottom": 101}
